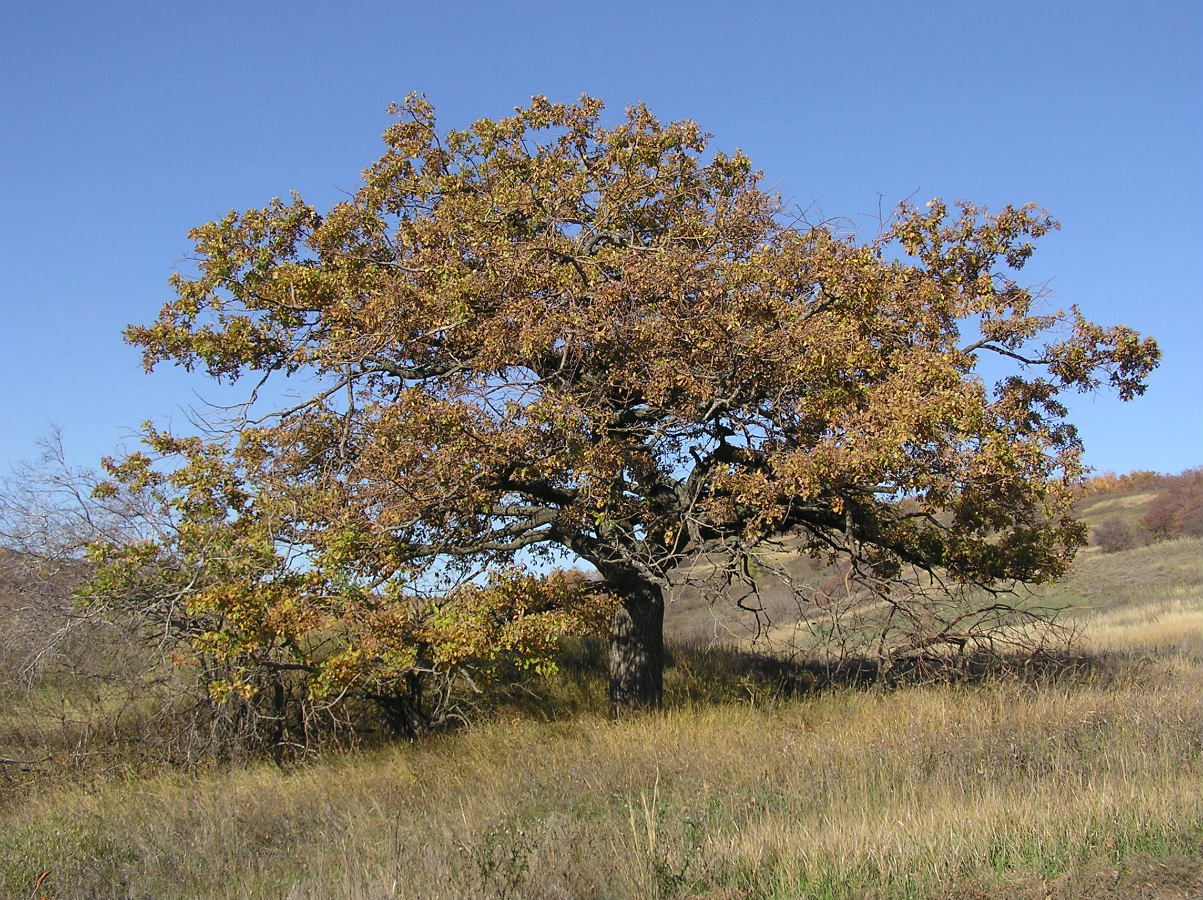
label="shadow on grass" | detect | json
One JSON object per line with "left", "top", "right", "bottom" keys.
{"left": 487, "top": 636, "right": 1162, "bottom": 723}
{"left": 3, "top": 634, "right": 1174, "bottom": 792}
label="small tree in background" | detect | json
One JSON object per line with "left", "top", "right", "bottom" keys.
{"left": 1143, "top": 494, "right": 1178, "bottom": 542}
{"left": 95, "top": 95, "right": 1156, "bottom": 714}
{"left": 1093, "top": 517, "right": 1138, "bottom": 554}
{"left": 1142, "top": 469, "right": 1202, "bottom": 541}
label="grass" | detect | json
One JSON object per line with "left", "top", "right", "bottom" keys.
{"left": 1046, "top": 537, "right": 1202, "bottom": 613}
{"left": 1074, "top": 490, "right": 1161, "bottom": 532}
{"left": 3, "top": 654, "right": 1199, "bottom": 898}
{"left": 1, "top": 535, "right": 1200, "bottom": 899}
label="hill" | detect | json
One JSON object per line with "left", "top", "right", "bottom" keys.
{"left": 663, "top": 471, "right": 1201, "bottom": 645}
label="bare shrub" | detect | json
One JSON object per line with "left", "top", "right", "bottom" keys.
{"left": 1093, "top": 517, "right": 1137, "bottom": 553}
{"left": 0, "top": 433, "right": 309, "bottom": 773}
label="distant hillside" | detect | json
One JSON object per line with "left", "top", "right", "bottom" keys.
{"left": 664, "top": 468, "right": 1202, "bottom": 643}
{"left": 664, "top": 546, "right": 839, "bottom": 643}
{"left": 1076, "top": 468, "right": 1201, "bottom": 552}
{"left": 0, "top": 547, "right": 87, "bottom": 612}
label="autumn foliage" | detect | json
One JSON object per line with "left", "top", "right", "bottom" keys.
{"left": 78, "top": 94, "right": 1159, "bottom": 736}
{"left": 1082, "top": 468, "right": 1200, "bottom": 552}
{"left": 1141, "top": 470, "right": 1202, "bottom": 541}
{"left": 82, "top": 428, "right": 613, "bottom": 742}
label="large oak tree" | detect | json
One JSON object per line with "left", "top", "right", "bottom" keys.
{"left": 118, "top": 95, "right": 1157, "bottom": 711}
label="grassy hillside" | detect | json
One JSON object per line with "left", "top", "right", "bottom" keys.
{"left": 1074, "top": 489, "right": 1161, "bottom": 533}
{"left": 1, "top": 529, "right": 1199, "bottom": 899}
{"left": 664, "top": 477, "right": 1197, "bottom": 646}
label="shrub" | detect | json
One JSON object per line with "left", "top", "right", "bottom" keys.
{"left": 1093, "top": 517, "right": 1137, "bottom": 553}
{"left": 1141, "top": 468, "right": 1202, "bottom": 542}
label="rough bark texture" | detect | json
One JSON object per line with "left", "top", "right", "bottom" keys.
{"left": 609, "top": 584, "right": 665, "bottom": 712}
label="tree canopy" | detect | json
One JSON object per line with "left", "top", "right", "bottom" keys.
{"left": 95, "top": 94, "right": 1158, "bottom": 722}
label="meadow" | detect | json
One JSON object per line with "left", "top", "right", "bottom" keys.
{"left": 1, "top": 512, "right": 1199, "bottom": 898}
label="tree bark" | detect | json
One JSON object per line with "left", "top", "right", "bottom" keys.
{"left": 609, "top": 582, "right": 665, "bottom": 713}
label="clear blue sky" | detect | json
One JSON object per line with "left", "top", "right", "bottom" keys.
{"left": 2, "top": 0, "right": 1200, "bottom": 478}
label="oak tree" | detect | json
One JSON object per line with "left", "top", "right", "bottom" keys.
{"left": 116, "top": 95, "right": 1158, "bottom": 712}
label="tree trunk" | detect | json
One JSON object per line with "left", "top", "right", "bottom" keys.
{"left": 609, "top": 582, "right": 665, "bottom": 713}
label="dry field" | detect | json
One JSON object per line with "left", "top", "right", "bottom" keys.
{"left": 1, "top": 538, "right": 1200, "bottom": 899}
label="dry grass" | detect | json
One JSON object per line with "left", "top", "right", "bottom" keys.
{"left": 1058, "top": 537, "right": 1201, "bottom": 610}
{"left": 1072, "top": 486, "right": 1168, "bottom": 541}
{"left": 1, "top": 539, "right": 1199, "bottom": 899}
{"left": 1078, "top": 586, "right": 1199, "bottom": 653}
{"left": 1075, "top": 490, "right": 1160, "bottom": 521}
{"left": 3, "top": 654, "right": 1199, "bottom": 898}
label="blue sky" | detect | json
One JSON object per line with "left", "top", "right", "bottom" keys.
{"left": 1, "top": 0, "right": 1200, "bottom": 479}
